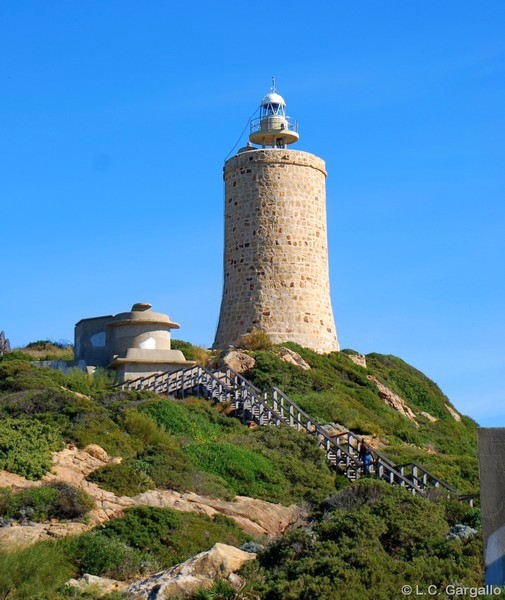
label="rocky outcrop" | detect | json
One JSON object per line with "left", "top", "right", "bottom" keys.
{"left": 0, "top": 330, "right": 10, "bottom": 356}
{"left": 132, "top": 491, "right": 297, "bottom": 536}
{"left": 445, "top": 404, "right": 462, "bottom": 422}
{"left": 0, "top": 445, "right": 297, "bottom": 549}
{"left": 276, "top": 347, "right": 311, "bottom": 370}
{"left": 125, "top": 543, "right": 256, "bottom": 598}
{"left": 367, "top": 375, "right": 418, "bottom": 426}
{"left": 0, "top": 522, "right": 89, "bottom": 550}
{"left": 420, "top": 411, "right": 438, "bottom": 423}
{"left": 66, "top": 574, "right": 126, "bottom": 595}
{"left": 219, "top": 349, "right": 256, "bottom": 374}
{"left": 347, "top": 353, "right": 367, "bottom": 369}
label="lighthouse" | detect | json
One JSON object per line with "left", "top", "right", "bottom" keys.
{"left": 213, "top": 83, "right": 339, "bottom": 353}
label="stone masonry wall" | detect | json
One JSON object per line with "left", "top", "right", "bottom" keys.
{"left": 213, "top": 148, "right": 339, "bottom": 353}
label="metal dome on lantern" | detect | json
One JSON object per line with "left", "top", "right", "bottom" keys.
{"left": 249, "top": 78, "right": 299, "bottom": 148}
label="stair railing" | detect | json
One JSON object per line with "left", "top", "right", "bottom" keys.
{"left": 117, "top": 365, "right": 468, "bottom": 501}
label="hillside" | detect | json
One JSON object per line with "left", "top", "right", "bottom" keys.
{"left": 245, "top": 343, "right": 478, "bottom": 494}
{"left": 0, "top": 343, "right": 482, "bottom": 598}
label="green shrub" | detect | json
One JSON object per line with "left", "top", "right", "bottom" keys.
{"left": 0, "top": 417, "right": 64, "bottom": 479}
{"left": 140, "top": 398, "right": 233, "bottom": 443}
{"left": 69, "top": 415, "right": 136, "bottom": 458}
{"left": 171, "top": 339, "right": 210, "bottom": 364}
{"left": 122, "top": 409, "right": 173, "bottom": 448}
{"left": 243, "top": 480, "right": 484, "bottom": 599}
{"left": 0, "top": 483, "right": 93, "bottom": 522}
{"left": 87, "top": 459, "right": 154, "bottom": 496}
{"left": 0, "top": 388, "right": 96, "bottom": 420}
{"left": 0, "top": 359, "right": 66, "bottom": 393}
{"left": 69, "top": 531, "right": 153, "bottom": 580}
{"left": 237, "top": 329, "right": 273, "bottom": 351}
{"left": 233, "top": 426, "right": 335, "bottom": 504}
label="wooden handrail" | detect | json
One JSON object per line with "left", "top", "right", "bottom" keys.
{"left": 116, "top": 364, "right": 470, "bottom": 500}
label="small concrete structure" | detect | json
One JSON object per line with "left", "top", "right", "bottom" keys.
{"left": 75, "top": 303, "right": 195, "bottom": 382}
{"left": 478, "top": 428, "right": 505, "bottom": 585}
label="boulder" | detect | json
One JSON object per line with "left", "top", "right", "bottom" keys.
{"left": 220, "top": 349, "right": 256, "bottom": 374}
{"left": 446, "top": 524, "right": 477, "bottom": 541}
{"left": 83, "top": 444, "right": 110, "bottom": 461}
{"left": 125, "top": 543, "right": 256, "bottom": 598}
{"left": 420, "top": 411, "right": 438, "bottom": 423}
{"left": 367, "top": 375, "right": 418, "bottom": 426}
{"left": 66, "top": 573, "right": 126, "bottom": 594}
{"left": 347, "top": 353, "right": 367, "bottom": 369}
{"left": 277, "top": 347, "right": 311, "bottom": 370}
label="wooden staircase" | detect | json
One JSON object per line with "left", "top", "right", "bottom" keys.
{"left": 120, "top": 365, "right": 474, "bottom": 504}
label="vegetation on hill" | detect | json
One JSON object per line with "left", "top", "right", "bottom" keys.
{"left": 237, "top": 479, "right": 482, "bottom": 600}
{"left": 0, "top": 340, "right": 482, "bottom": 598}
{"left": 0, "top": 507, "right": 250, "bottom": 599}
{"left": 247, "top": 343, "right": 478, "bottom": 493}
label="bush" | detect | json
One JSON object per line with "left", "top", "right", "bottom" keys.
{"left": 0, "top": 483, "right": 93, "bottom": 522}
{"left": 87, "top": 459, "right": 155, "bottom": 496}
{"left": 97, "top": 506, "right": 250, "bottom": 570}
{"left": 234, "top": 426, "right": 336, "bottom": 504}
{"left": 171, "top": 339, "right": 210, "bottom": 364}
{"left": 237, "top": 329, "right": 273, "bottom": 351}
{"left": 69, "top": 531, "right": 153, "bottom": 580}
{"left": 69, "top": 415, "right": 136, "bottom": 458}
{"left": 0, "top": 417, "right": 64, "bottom": 479}
{"left": 243, "top": 480, "right": 484, "bottom": 599}
{"left": 140, "top": 398, "right": 235, "bottom": 443}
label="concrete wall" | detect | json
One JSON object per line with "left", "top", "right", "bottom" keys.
{"left": 75, "top": 316, "right": 112, "bottom": 367}
{"left": 213, "top": 147, "right": 339, "bottom": 353}
{"left": 478, "top": 428, "right": 505, "bottom": 585}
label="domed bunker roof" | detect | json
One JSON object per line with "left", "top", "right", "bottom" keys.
{"left": 108, "top": 302, "right": 180, "bottom": 329}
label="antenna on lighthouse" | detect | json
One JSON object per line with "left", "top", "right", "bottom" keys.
{"left": 249, "top": 80, "right": 299, "bottom": 148}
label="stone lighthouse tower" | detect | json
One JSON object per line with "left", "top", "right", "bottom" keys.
{"left": 213, "top": 84, "right": 339, "bottom": 353}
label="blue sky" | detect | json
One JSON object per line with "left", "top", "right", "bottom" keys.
{"left": 1, "top": 2, "right": 504, "bottom": 425}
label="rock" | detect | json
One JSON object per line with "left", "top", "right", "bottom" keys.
{"left": 446, "top": 524, "right": 477, "bottom": 541}
{"left": 321, "top": 422, "right": 347, "bottom": 437}
{"left": 66, "top": 573, "right": 126, "bottom": 594}
{"left": 220, "top": 349, "right": 256, "bottom": 374}
{"left": 276, "top": 347, "right": 311, "bottom": 370}
{"left": 0, "top": 471, "right": 40, "bottom": 491}
{"left": 420, "top": 411, "right": 438, "bottom": 423}
{"left": 125, "top": 543, "right": 256, "bottom": 598}
{"left": 83, "top": 444, "right": 110, "bottom": 461}
{"left": 367, "top": 375, "right": 418, "bottom": 426}
{"left": 132, "top": 490, "right": 297, "bottom": 536}
{"left": 347, "top": 353, "right": 367, "bottom": 369}
{"left": 227, "top": 572, "right": 244, "bottom": 589}
{"left": 445, "top": 404, "right": 462, "bottom": 422}
{"left": 0, "top": 521, "right": 89, "bottom": 550}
